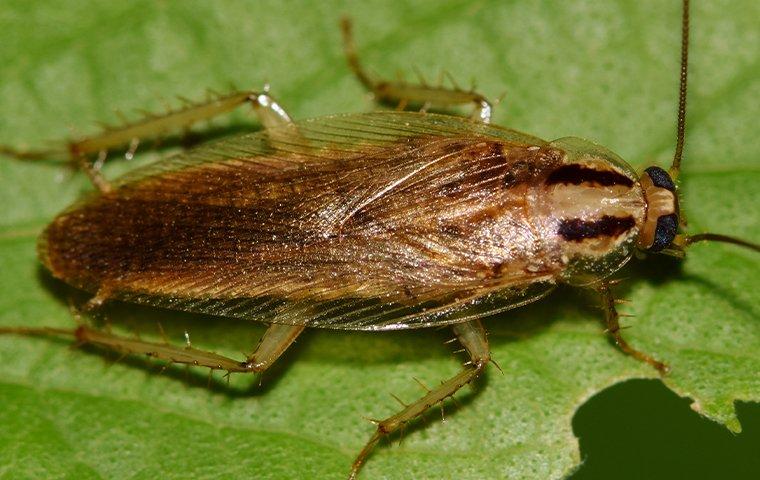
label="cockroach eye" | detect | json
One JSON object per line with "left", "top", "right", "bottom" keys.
{"left": 643, "top": 166, "right": 676, "bottom": 192}
{"left": 649, "top": 213, "right": 679, "bottom": 252}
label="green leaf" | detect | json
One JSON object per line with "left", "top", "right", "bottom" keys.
{"left": 0, "top": 1, "right": 757, "bottom": 479}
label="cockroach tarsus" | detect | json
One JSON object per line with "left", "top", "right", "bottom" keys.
{"left": 1, "top": 1, "right": 758, "bottom": 478}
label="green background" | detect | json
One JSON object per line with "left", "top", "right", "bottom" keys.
{"left": 0, "top": 1, "right": 758, "bottom": 479}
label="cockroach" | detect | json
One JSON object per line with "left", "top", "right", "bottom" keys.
{"left": 0, "top": 1, "right": 757, "bottom": 478}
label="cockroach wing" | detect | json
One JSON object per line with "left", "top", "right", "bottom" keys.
{"left": 40, "top": 112, "right": 559, "bottom": 330}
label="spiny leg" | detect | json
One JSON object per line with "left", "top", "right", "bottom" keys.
{"left": 245, "top": 323, "right": 305, "bottom": 372}
{"left": 596, "top": 281, "right": 669, "bottom": 374}
{"left": 0, "top": 89, "right": 294, "bottom": 193}
{"left": 349, "top": 320, "right": 491, "bottom": 479}
{"left": 0, "top": 322, "right": 304, "bottom": 376}
{"left": 340, "top": 18, "right": 493, "bottom": 123}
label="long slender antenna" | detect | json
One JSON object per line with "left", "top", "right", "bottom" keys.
{"left": 683, "top": 233, "right": 760, "bottom": 253}
{"left": 667, "top": 3, "right": 759, "bottom": 258}
{"left": 669, "top": 0, "right": 690, "bottom": 180}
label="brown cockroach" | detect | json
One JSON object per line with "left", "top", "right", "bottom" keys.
{"left": 1, "top": 1, "right": 758, "bottom": 477}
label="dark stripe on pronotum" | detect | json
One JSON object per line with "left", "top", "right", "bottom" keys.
{"left": 643, "top": 166, "right": 676, "bottom": 192}
{"left": 558, "top": 215, "right": 636, "bottom": 242}
{"left": 546, "top": 164, "right": 634, "bottom": 187}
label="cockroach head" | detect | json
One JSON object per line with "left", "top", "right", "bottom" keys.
{"left": 635, "top": 0, "right": 759, "bottom": 258}
{"left": 636, "top": 166, "right": 680, "bottom": 254}
{"left": 636, "top": 166, "right": 760, "bottom": 257}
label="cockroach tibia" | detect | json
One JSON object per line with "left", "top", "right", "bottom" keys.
{"left": 1, "top": 1, "right": 758, "bottom": 478}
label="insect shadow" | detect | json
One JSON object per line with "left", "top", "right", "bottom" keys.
{"left": 624, "top": 253, "right": 758, "bottom": 317}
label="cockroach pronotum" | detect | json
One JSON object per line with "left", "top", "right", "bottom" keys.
{"left": 1, "top": 1, "right": 757, "bottom": 477}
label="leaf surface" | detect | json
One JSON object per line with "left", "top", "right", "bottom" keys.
{"left": 0, "top": 1, "right": 757, "bottom": 479}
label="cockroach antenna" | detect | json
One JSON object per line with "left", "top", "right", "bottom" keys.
{"left": 659, "top": 0, "right": 760, "bottom": 256}
{"left": 669, "top": 0, "right": 690, "bottom": 181}
{"left": 670, "top": 233, "right": 760, "bottom": 258}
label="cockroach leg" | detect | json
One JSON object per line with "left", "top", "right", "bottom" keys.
{"left": 349, "top": 320, "right": 491, "bottom": 479}
{"left": 0, "top": 322, "right": 304, "bottom": 377}
{"left": 244, "top": 323, "right": 305, "bottom": 372}
{"left": 65, "top": 90, "right": 293, "bottom": 159}
{"left": 596, "top": 282, "right": 669, "bottom": 374}
{"left": 249, "top": 90, "right": 306, "bottom": 149}
{"left": 340, "top": 18, "right": 493, "bottom": 123}
{"left": 249, "top": 90, "right": 293, "bottom": 130}
{"left": 77, "top": 150, "right": 112, "bottom": 194}
{"left": 0, "top": 89, "right": 295, "bottom": 188}
{"left": 82, "top": 284, "right": 115, "bottom": 311}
